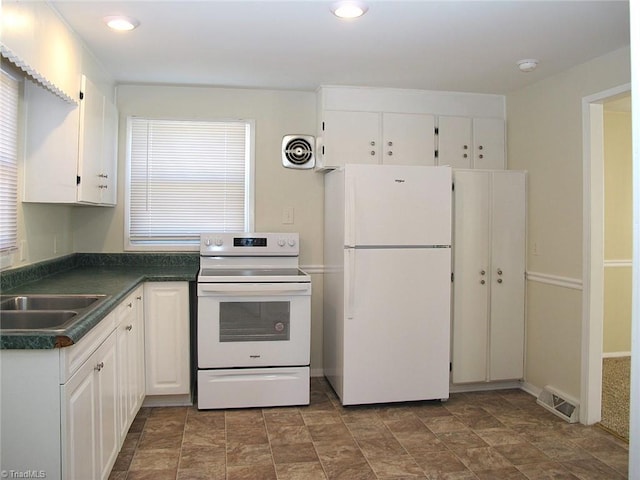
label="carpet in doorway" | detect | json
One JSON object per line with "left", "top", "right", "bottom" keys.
{"left": 599, "top": 356, "right": 630, "bottom": 441}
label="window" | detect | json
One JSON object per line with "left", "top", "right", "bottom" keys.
{"left": 125, "top": 117, "right": 254, "bottom": 250}
{"left": 0, "top": 68, "right": 19, "bottom": 262}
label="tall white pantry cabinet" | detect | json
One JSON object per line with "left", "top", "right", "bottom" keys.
{"left": 451, "top": 170, "right": 526, "bottom": 384}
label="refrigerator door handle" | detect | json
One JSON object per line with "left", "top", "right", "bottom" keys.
{"left": 346, "top": 248, "right": 355, "bottom": 319}
{"left": 346, "top": 176, "right": 356, "bottom": 247}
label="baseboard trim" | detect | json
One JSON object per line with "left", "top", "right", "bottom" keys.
{"left": 143, "top": 394, "right": 193, "bottom": 407}
{"left": 449, "top": 380, "right": 524, "bottom": 393}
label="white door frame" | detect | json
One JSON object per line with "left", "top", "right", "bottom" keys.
{"left": 581, "top": 83, "right": 631, "bottom": 425}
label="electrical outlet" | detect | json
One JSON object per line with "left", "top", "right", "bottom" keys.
{"left": 282, "top": 207, "right": 294, "bottom": 225}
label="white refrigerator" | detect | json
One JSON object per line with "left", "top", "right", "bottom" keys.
{"left": 323, "top": 164, "right": 452, "bottom": 405}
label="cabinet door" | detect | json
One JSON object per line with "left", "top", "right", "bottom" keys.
{"left": 95, "top": 333, "right": 119, "bottom": 480}
{"left": 144, "top": 282, "right": 190, "bottom": 395}
{"left": 62, "top": 330, "right": 118, "bottom": 480}
{"left": 382, "top": 113, "right": 435, "bottom": 166}
{"left": 473, "top": 118, "right": 505, "bottom": 170}
{"left": 452, "top": 171, "right": 491, "bottom": 383}
{"left": 116, "top": 309, "right": 130, "bottom": 441}
{"left": 321, "top": 110, "right": 380, "bottom": 167}
{"left": 116, "top": 287, "right": 145, "bottom": 442}
{"left": 62, "top": 356, "right": 98, "bottom": 480}
{"left": 489, "top": 172, "right": 526, "bottom": 380}
{"left": 133, "top": 289, "right": 146, "bottom": 413}
{"left": 437, "top": 116, "right": 472, "bottom": 169}
{"left": 23, "top": 81, "right": 80, "bottom": 203}
{"left": 77, "top": 74, "right": 106, "bottom": 204}
{"left": 100, "top": 99, "right": 118, "bottom": 205}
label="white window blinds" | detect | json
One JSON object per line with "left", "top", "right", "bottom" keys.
{"left": 126, "top": 118, "right": 252, "bottom": 248}
{"left": 0, "top": 69, "right": 19, "bottom": 254}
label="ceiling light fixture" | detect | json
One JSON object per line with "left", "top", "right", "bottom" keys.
{"left": 517, "top": 59, "right": 539, "bottom": 73}
{"left": 103, "top": 15, "right": 140, "bottom": 31}
{"left": 331, "top": 1, "right": 368, "bottom": 19}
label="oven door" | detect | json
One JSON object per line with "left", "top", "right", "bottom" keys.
{"left": 197, "top": 282, "right": 311, "bottom": 368}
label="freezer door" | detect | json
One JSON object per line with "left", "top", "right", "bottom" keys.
{"left": 342, "top": 247, "right": 451, "bottom": 405}
{"left": 345, "top": 165, "right": 452, "bottom": 247}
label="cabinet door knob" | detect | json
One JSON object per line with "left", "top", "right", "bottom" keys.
{"left": 128, "top": 302, "right": 133, "bottom": 308}
{"left": 136, "top": 296, "right": 142, "bottom": 300}
{"left": 126, "top": 325, "right": 133, "bottom": 331}
{"left": 480, "top": 270, "right": 486, "bottom": 275}
{"left": 478, "top": 154, "right": 484, "bottom": 159}
{"left": 387, "top": 141, "right": 393, "bottom": 146}
{"left": 497, "top": 268, "right": 503, "bottom": 275}
{"left": 94, "top": 361, "right": 104, "bottom": 372}
{"left": 387, "top": 151, "right": 393, "bottom": 156}
{"left": 497, "top": 278, "right": 503, "bottom": 284}
{"left": 463, "top": 145, "right": 468, "bottom": 150}
{"left": 480, "top": 279, "right": 486, "bottom": 285}
{"left": 370, "top": 151, "right": 376, "bottom": 156}
{"left": 370, "top": 141, "right": 376, "bottom": 146}
{"left": 478, "top": 145, "right": 484, "bottom": 150}
{"left": 463, "top": 154, "right": 468, "bottom": 158}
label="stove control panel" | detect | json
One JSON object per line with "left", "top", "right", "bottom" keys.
{"left": 200, "top": 232, "right": 299, "bottom": 256}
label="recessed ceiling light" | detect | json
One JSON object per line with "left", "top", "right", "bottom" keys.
{"left": 331, "top": 1, "right": 368, "bottom": 19}
{"left": 103, "top": 15, "right": 140, "bottom": 31}
{"left": 517, "top": 59, "right": 539, "bottom": 73}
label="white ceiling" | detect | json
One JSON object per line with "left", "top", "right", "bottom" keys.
{"left": 50, "top": 0, "right": 630, "bottom": 94}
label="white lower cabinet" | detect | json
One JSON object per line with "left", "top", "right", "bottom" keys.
{"left": 62, "top": 329, "right": 118, "bottom": 480}
{"left": 144, "top": 282, "right": 191, "bottom": 399}
{"left": 116, "top": 286, "right": 145, "bottom": 442}
{"left": 451, "top": 170, "right": 526, "bottom": 384}
{"left": 0, "top": 282, "right": 161, "bottom": 480}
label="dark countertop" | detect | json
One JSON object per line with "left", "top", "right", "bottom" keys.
{"left": 1, "top": 260, "right": 198, "bottom": 350}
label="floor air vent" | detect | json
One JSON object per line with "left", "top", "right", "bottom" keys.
{"left": 536, "top": 385, "right": 579, "bottom": 423}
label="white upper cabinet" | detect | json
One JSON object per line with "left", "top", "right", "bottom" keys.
{"left": 320, "top": 110, "right": 435, "bottom": 168}
{"left": 77, "top": 75, "right": 118, "bottom": 205}
{"left": 23, "top": 73, "right": 118, "bottom": 206}
{"left": 381, "top": 113, "right": 436, "bottom": 166}
{"left": 472, "top": 118, "right": 506, "bottom": 170}
{"left": 315, "top": 86, "right": 505, "bottom": 171}
{"left": 321, "top": 110, "right": 380, "bottom": 165}
{"left": 437, "top": 116, "right": 505, "bottom": 169}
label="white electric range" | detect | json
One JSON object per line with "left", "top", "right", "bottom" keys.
{"left": 196, "top": 232, "right": 311, "bottom": 409}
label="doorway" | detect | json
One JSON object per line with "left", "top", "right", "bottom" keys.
{"left": 581, "top": 84, "right": 631, "bottom": 427}
{"left": 600, "top": 96, "right": 632, "bottom": 439}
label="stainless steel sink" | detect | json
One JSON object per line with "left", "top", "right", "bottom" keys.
{"left": 0, "top": 310, "right": 79, "bottom": 330}
{"left": 0, "top": 294, "right": 110, "bottom": 332}
{"left": 0, "top": 294, "right": 107, "bottom": 311}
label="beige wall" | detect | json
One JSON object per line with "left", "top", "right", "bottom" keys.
{"left": 603, "top": 110, "right": 632, "bottom": 354}
{"left": 506, "top": 46, "right": 631, "bottom": 399}
{"left": 71, "top": 85, "right": 326, "bottom": 372}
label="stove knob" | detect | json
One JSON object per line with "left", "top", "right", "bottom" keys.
{"left": 278, "top": 238, "right": 286, "bottom": 247}
{"left": 214, "top": 238, "right": 223, "bottom": 247}
{"left": 204, "top": 237, "right": 212, "bottom": 246}
{"left": 288, "top": 238, "right": 296, "bottom": 247}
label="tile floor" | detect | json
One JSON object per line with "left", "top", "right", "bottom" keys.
{"left": 108, "top": 377, "right": 629, "bottom": 479}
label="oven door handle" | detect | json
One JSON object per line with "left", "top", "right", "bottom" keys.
{"left": 198, "top": 283, "right": 311, "bottom": 296}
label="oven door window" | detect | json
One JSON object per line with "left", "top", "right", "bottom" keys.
{"left": 220, "top": 301, "right": 290, "bottom": 342}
